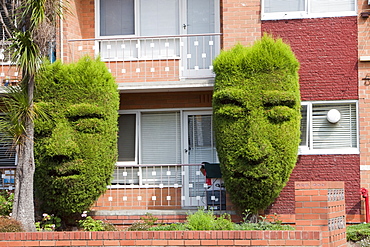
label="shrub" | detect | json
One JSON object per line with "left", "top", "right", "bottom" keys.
{"left": 0, "top": 190, "right": 13, "bottom": 216}
{"left": 0, "top": 216, "right": 23, "bottom": 232}
{"left": 185, "top": 209, "right": 234, "bottom": 231}
{"left": 126, "top": 213, "right": 160, "bottom": 231}
{"left": 78, "top": 216, "right": 116, "bottom": 231}
{"left": 34, "top": 56, "right": 119, "bottom": 223}
{"left": 212, "top": 34, "right": 301, "bottom": 214}
{"left": 347, "top": 223, "right": 370, "bottom": 242}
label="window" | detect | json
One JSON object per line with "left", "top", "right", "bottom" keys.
{"left": 99, "top": 0, "right": 179, "bottom": 37}
{"left": 299, "top": 101, "right": 358, "bottom": 154}
{"left": 113, "top": 109, "right": 217, "bottom": 188}
{"left": 262, "top": 0, "right": 357, "bottom": 20}
{"left": 98, "top": 0, "right": 180, "bottom": 60}
{"left": 113, "top": 111, "right": 182, "bottom": 186}
{"left": 0, "top": 115, "right": 16, "bottom": 167}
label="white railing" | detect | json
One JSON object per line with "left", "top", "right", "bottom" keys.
{"left": 67, "top": 33, "right": 222, "bottom": 83}
{"left": 94, "top": 163, "right": 226, "bottom": 211}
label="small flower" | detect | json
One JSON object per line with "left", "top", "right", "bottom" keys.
{"left": 42, "top": 213, "right": 48, "bottom": 217}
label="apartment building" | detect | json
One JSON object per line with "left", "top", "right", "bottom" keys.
{"left": 0, "top": 0, "right": 364, "bottom": 224}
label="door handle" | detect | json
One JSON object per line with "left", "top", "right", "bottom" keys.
{"left": 183, "top": 24, "right": 188, "bottom": 29}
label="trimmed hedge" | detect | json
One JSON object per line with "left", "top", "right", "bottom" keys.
{"left": 34, "top": 57, "right": 119, "bottom": 221}
{"left": 212, "top": 35, "right": 301, "bottom": 213}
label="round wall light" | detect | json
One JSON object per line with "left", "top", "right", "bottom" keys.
{"left": 327, "top": 109, "right": 341, "bottom": 124}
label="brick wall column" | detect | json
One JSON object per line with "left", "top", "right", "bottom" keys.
{"left": 295, "top": 181, "right": 346, "bottom": 247}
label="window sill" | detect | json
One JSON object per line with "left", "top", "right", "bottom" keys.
{"left": 298, "top": 148, "right": 359, "bottom": 155}
{"left": 261, "top": 11, "right": 357, "bottom": 21}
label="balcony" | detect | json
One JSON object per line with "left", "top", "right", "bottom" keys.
{"left": 92, "top": 163, "right": 228, "bottom": 212}
{"left": 67, "top": 33, "right": 221, "bottom": 85}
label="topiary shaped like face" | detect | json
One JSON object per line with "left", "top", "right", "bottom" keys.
{"left": 34, "top": 57, "right": 119, "bottom": 219}
{"left": 212, "top": 35, "right": 301, "bottom": 213}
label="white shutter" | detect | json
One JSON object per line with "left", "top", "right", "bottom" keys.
{"left": 141, "top": 112, "right": 181, "bottom": 185}
{"left": 264, "top": 0, "right": 305, "bottom": 13}
{"left": 0, "top": 137, "right": 15, "bottom": 166}
{"left": 0, "top": 115, "right": 15, "bottom": 167}
{"left": 312, "top": 103, "right": 357, "bottom": 149}
{"left": 139, "top": 0, "right": 179, "bottom": 36}
{"left": 310, "top": 0, "right": 355, "bottom": 13}
{"left": 141, "top": 112, "right": 181, "bottom": 164}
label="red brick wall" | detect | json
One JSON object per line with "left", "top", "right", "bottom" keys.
{"left": 221, "top": 0, "right": 261, "bottom": 49}
{"left": 0, "top": 230, "right": 322, "bottom": 246}
{"left": 262, "top": 17, "right": 358, "bottom": 101}
{"left": 261, "top": 16, "right": 360, "bottom": 217}
{"left": 265, "top": 155, "right": 360, "bottom": 216}
{"left": 358, "top": 0, "right": 370, "bottom": 216}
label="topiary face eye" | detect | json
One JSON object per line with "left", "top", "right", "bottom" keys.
{"left": 213, "top": 89, "right": 249, "bottom": 118}
{"left": 262, "top": 90, "right": 297, "bottom": 123}
{"left": 66, "top": 104, "right": 106, "bottom": 133}
{"left": 72, "top": 117, "right": 105, "bottom": 133}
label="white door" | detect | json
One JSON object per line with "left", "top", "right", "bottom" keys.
{"left": 183, "top": 111, "right": 219, "bottom": 207}
{"left": 181, "top": 0, "right": 220, "bottom": 79}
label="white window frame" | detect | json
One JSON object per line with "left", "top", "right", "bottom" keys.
{"left": 298, "top": 100, "right": 359, "bottom": 155}
{"left": 112, "top": 107, "right": 212, "bottom": 189}
{"left": 261, "top": 0, "right": 357, "bottom": 20}
{"left": 95, "top": 0, "right": 182, "bottom": 61}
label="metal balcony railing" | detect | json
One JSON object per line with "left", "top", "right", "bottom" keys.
{"left": 67, "top": 33, "right": 222, "bottom": 83}
{"left": 93, "top": 163, "right": 226, "bottom": 211}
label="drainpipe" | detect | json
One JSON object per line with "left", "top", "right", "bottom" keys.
{"left": 361, "top": 188, "right": 370, "bottom": 223}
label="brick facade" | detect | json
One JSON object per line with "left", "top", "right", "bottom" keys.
{"left": 266, "top": 155, "right": 360, "bottom": 217}
{"left": 262, "top": 17, "right": 358, "bottom": 101}
{"left": 261, "top": 16, "right": 360, "bottom": 218}
{"left": 358, "top": 0, "right": 370, "bottom": 215}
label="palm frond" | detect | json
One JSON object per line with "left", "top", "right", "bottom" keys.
{"left": 9, "top": 30, "right": 41, "bottom": 77}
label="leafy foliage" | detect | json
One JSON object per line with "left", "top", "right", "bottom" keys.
{"left": 212, "top": 34, "right": 301, "bottom": 214}
{"left": 0, "top": 216, "right": 23, "bottom": 232}
{"left": 347, "top": 223, "right": 370, "bottom": 242}
{"left": 126, "top": 213, "right": 160, "bottom": 231}
{"left": 35, "top": 213, "right": 61, "bottom": 231}
{"left": 0, "top": 190, "right": 13, "bottom": 216}
{"left": 34, "top": 56, "right": 119, "bottom": 222}
{"left": 144, "top": 209, "right": 292, "bottom": 231}
{"left": 78, "top": 216, "right": 116, "bottom": 231}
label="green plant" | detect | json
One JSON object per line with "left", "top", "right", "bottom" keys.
{"left": 78, "top": 212, "right": 116, "bottom": 231}
{"left": 126, "top": 213, "right": 160, "bottom": 231}
{"left": 212, "top": 34, "right": 301, "bottom": 214}
{"left": 347, "top": 223, "right": 370, "bottom": 242}
{"left": 0, "top": 190, "right": 13, "bottom": 216}
{"left": 0, "top": 216, "right": 23, "bottom": 232}
{"left": 185, "top": 208, "right": 234, "bottom": 231}
{"left": 234, "top": 210, "right": 294, "bottom": 231}
{"left": 34, "top": 56, "right": 119, "bottom": 223}
{"left": 35, "top": 213, "right": 61, "bottom": 231}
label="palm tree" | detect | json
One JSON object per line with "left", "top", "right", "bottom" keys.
{"left": 0, "top": 0, "right": 65, "bottom": 231}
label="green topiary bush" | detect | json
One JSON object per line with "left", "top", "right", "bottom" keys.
{"left": 212, "top": 34, "right": 301, "bottom": 214}
{"left": 34, "top": 56, "right": 119, "bottom": 223}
